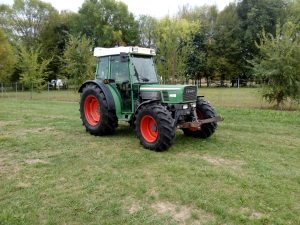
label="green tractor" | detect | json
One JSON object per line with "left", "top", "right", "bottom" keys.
{"left": 79, "top": 47, "right": 223, "bottom": 151}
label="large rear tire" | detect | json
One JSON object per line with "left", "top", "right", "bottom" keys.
{"left": 80, "top": 84, "right": 117, "bottom": 135}
{"left": 182, "top": 99, "right": 217, "bottom": 138}
{"left": 135, "top": 104, "right": 175, "bottom": 151}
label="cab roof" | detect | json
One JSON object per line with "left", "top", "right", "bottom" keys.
{"left": 93, "top": 46, "right": 156, "bottom": 57}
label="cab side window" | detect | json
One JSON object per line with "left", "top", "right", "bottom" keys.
{"left": 110, "top": 55, "right": 129, "bottom": 83}
{"left": 96, "top": 56, "right": 109, "bottom": 80}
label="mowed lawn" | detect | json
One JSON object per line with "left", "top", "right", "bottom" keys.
{"left": 0, "top": 94, "right": 300, "bottom": 224}
{"left": 1, "top": 87, "right": 299, "bottom": 110}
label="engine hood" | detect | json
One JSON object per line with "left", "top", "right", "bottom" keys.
{"left": 140, "top": 84, "right": 197, "bottom": 103}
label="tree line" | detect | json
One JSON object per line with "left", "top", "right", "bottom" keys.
{"left": 0, "top": 0, "right": 299, "bottom": 106}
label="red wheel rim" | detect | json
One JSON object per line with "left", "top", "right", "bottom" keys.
{"left": 189, "top": 109, "right": 203, "bottom": 132}
{"left": 84, "top": 95, "right": 101, "bottom": 126}
{"left": 140, "top": 115, "right": 158, "bottom": 143}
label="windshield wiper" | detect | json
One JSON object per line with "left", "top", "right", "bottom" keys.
{"left": 139, "top": 75, "right": 149, "bottom": 82}
{"left": 133, "top": 67, "right": 150, "bottom": 82}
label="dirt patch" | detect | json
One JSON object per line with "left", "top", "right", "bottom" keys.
{"left": 201, "top": 155, "right": 245, "bottom": 170}
{"left": 123, "top": 198, "right": 142, "bottom": 215}
{"left": 5, "top": 127, "right": 58, "bottom": 137}
{"left": 0, "top": 120, "right": 19, "bottom": 128}
{"left": 0, "top": 158, "right": 20, "bottom": 177}
{"left": 152, "top": 201, "right": 214, "bottom": 224}
{"left": 128, "top": 201, "right": 142, "bottom": 214}
{"left": 0, "top": 159, "right": 7, "bottom": 175}
{"left": 20, "top": 127, "right": 55, "bottom": 135}
{"left": 250, "top": 212, "right": 264, "bottom": 220}
{"left": 25, "top": 159, "right": 50, "bottom": 165}
{"left": 16, "top": 182, "right": 31, "bottom": 189}
{"left": 148, "top": 188, "right": 159, "bottom": 198}
{"left": 42, "top": 115, "right": 70, "bottom": 120}
{"left": 239, "top": 207, "right": 265, "bottom": 220}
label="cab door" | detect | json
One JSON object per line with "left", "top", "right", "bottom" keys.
{"left": 110, "top": 55, "right": 132, "bottom": 113}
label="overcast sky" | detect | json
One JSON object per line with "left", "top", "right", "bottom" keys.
{"left": 1, "top": 0, "right": 235, "bottom": 18}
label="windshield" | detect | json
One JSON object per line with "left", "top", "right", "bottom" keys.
{"left": 131, "top": 55, "right": 158, "bottom": 83}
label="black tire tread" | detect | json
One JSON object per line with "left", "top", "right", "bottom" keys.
{"left": 80, "top": 84, "right": 118, "bottom": 136}
{"left": 135, "top": 103, "right": 175, "bottom": 151}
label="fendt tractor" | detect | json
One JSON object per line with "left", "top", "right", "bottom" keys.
{"left": 79, "top": 46, "right": 223, "bottom": 151}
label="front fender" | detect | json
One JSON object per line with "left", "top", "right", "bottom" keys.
{"left": 134, "top": 100, "right": 160, "bottom": 116}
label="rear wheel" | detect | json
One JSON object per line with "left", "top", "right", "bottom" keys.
{"left": 183, "top": 99, "right": 217, "bottom": 138}
{"left": 135, "top": 104, "right": 175, "bottom": 151}
{"left": 80, "top": 84, "right": 117, "bottom": 135}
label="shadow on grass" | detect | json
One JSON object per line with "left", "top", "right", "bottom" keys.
{"left": 114, "top": 123, "right": 135, "bottom": 137}
{"left": 107, "top": 122, "right": 222, "bottom": 154}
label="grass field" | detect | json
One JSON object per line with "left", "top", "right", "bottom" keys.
{"left": 0, "top": 91, "right": 300, "bottom": 224}
{"left": 1, "top": 87, "right": 299, "bottom": 110}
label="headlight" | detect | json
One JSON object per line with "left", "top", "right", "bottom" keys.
{"left": 191, "top": 103, "right": 196, "bottom": 108}
{"left": 182, "top": 104, "right": 188, "bottom": 109}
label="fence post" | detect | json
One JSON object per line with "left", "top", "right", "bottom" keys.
{"left": 48, "top": 82, "right": 50, "bottom": 101}
{"left": 30, "top": 83, "right": 33, "bottom": 100}
{"left": 237, "top": 78, "right": 240, "bottom": 89}
{"left": 15, "top": 82, "right": 17, "bottom": 99}
{"left": 1, "top": 83, "right": 3, "bottom": 97}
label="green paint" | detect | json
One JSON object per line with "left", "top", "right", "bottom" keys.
{"left": 140, "top": 84, "right": 197, "bottom": 103}
{"left": 106, "top": 84, "right": 122, "bottom": 117}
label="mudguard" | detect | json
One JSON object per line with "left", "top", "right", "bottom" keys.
{"left": 134, "top": 100, "right": 159, "bottom": 116}
{"left": 78, "top": 80, "right": 115, "bottom": 111}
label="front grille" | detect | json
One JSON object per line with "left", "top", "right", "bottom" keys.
{"left": 183, "top": 86, "right": 197, "bottom": 101}
{"left": 162, "top": 91, "right": 169, "bottom": 101}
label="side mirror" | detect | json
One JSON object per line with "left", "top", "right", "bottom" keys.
{"left": 120, "top": 52, "right": 129, "bottom": 62}
{"left": 160, "top": 56, "right": 166, "bottom": 64}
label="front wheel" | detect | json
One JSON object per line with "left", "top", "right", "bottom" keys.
{"left": 135, "top": 104, "right": 175, "bottom": 151}
{"left": 182, "top": 99, "right": 217, "bottom": 138}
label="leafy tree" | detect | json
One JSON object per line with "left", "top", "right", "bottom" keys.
{"left": 18, "top": 45, "right": 51, "bottom": 90}
{"left": 74, "top": 0, "right": 139, "bottom": 47}
{"left": 236, "top": 0, "right": 287, "bottom": 73}
{"left": 214, "top": 3, "right": 244, "bottom": 86}
{"left": 138, "top": 15, "right": 158, "bottom": 48}
{"left": 249, "top": 22, "right": 300, "bottom": 107}
{"left": 183, "top": 32, "right": 207, "bottom": 85}
{"left": 40, "top": 11, "right": 74, "bottom": 81}
{"left": 0, "top": 0, "right": 57, "bottom": 48}
{"left": 62, "top": 34, "right": 95, "bottom": 87}
{"left": 0, "top": 28, "right": 16, "bottom": 82}
{"left": 179, "top": 5, "right": 219, "bottom": 85}
{"left": 156, "top": 17, "right": 198, "bottom": 83}
{"left": 286, "top": 0, "right": 300, "bottom": 27}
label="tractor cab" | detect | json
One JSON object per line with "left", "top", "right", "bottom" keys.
{"left": 94, "top": 47, "right": 158, "bottom": 114}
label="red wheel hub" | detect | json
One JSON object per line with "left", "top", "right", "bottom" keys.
{"left": 84, "top": 95, "right": 101, "bottom": 126}
{"left": 140, "top": 115, "right": 158, "bottom": 143}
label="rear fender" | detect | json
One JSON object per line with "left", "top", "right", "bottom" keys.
{"left": 78, "top": 80, "right": 115, "bottom": 111}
